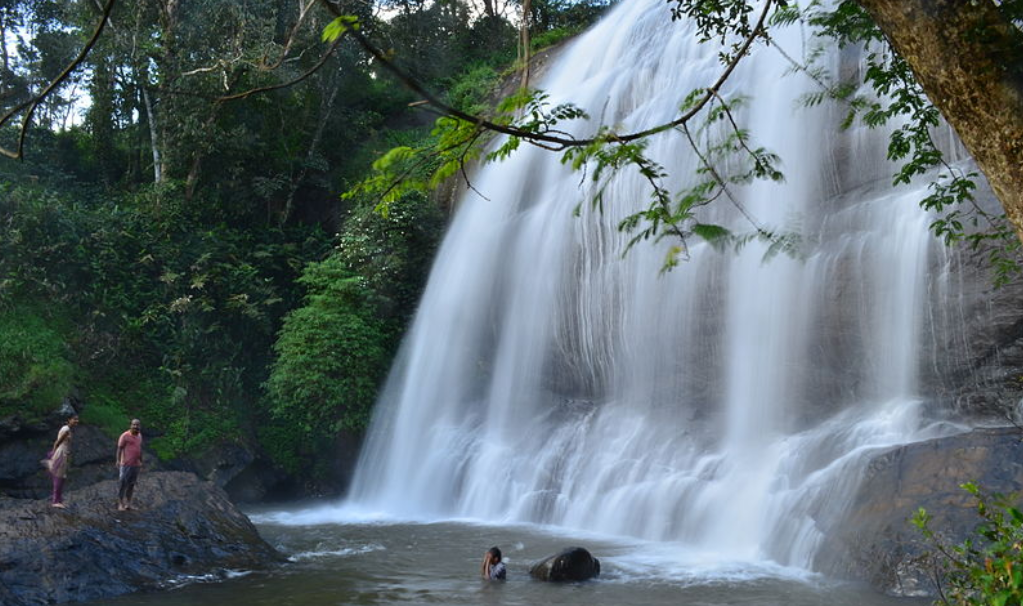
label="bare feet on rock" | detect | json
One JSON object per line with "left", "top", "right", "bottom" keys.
{"left": 51, "top": 503, "right": 66, "bottom": 509}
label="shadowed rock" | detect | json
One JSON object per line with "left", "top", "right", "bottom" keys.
{"left": 816, "top": 427, "right": 1023, "bottom": 597}
{"left": 0, "top": 471, "right": 283, "bottom": 605}
{"left": 528, "top": 546, "right": 601, "bottom": 582}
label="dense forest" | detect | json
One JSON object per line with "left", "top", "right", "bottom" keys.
{"left": 0, "top": 0, "right": 610, "bottom": 493}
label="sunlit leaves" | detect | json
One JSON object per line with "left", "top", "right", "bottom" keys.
{"left": 322, "top": 15, "right": 361, "bottom": 43}
{"left": 344, "top": 88, "right": 588, "bottom": 216}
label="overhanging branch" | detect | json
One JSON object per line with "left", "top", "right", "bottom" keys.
{"left": 317, "top": 0, "right": 773, "bottom": 150}
{"left": 0, "top": 0, "right": 117, "bottom": 160}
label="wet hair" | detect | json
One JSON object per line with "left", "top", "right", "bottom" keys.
{"left": 481, "top": 546, "right": 504, "bottom": 578}
{"left": 68, "top": 413, "right": 79, "bottom": 422}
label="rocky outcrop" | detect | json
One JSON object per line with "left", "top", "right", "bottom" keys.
{"left": 180, "top": 430, "right": 363, "bottom": 503}
{"left": 528, "top": 547, "right": 601, "bottom": 582}
{"left": 817, "top": 427, "right": 1023, "bottom": 596}
{"left": 0, "top": 471, "right": 282, "bottom": 605}
{"left": 924, "top": 243, "right": 1023, "bottom": 420}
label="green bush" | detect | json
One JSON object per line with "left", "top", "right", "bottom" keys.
{"left": 447, "top": 65, "right": 501, "bottom": 114}
{"left": 80, "top": 397, "right": 128, "bottom": 437}
{"left": 266, "top": 257, "right": 388, "bottom": 441}
{"left": 0, "top": 304, "right": 74, "bottom": 418}
{"left": 530, "top": 27, "right": 576, "bottom": 51}
{"left": 914, "top": 482, "right": 1023, "bottom": 606}
{"left": 262, "top": 191, "right": 444, "bottom": 474}
{"left": 335, "top": 191, "right": 446, "bottom": 326}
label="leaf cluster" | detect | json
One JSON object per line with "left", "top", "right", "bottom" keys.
{"left": 667, "top": 0, "right": 757, "bottom": 61}
{"left": 572, "top": 93, "right": 788, "bottom": 271}
{"left": 799, "top": 0, "right": 1023, "bottom": 285}
{"left": 345, "top": 87, "right": 587, "bottom": 211}
{"left": 915, "top": 483, "right": 1023, "bottom": 606}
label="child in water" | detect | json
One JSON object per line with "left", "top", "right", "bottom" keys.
{"left": 481, "top": 546, "right": 506, "bottom": 580}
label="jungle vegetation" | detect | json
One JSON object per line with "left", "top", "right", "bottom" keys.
{"left": 0, "top": 0, "right": 610, "bottom": 483}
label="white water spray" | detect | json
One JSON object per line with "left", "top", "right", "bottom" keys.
{"left": 347, "top": 0, "right": 963, "bottom": 570}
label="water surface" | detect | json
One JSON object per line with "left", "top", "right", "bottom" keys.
{"left": 95, "top": 505, "right": 925, "bottom": 606}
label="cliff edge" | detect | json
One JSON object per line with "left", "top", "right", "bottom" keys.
{"left": 0, "top": 471, "right": 282, "bottom": 605}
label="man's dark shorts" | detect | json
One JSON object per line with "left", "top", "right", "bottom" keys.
{"left": 118, "top": 465, "right": 140, "bottom": 494}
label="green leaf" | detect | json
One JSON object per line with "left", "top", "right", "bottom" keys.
{"left": 322, "top": 15, "right": 360, "bottom": 42}
{"left": 691, "top": 223, "right": 732, "bottom": 249}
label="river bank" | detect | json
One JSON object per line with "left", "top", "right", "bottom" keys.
{"left": 0, "top": 471, "right": 282, "bottom": 606}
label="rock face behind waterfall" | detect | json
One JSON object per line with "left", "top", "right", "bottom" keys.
{"left": 817, "top": 428, "right": 1023, "bottom": 596}
{"left": 924, "top": 238, "right": 1023, "bottom": 421}
{"left": 528, "top": 547, "right": 601, "bottom": 582}
{"left": 0, "top": 471, "right": 282, "bottom": 606}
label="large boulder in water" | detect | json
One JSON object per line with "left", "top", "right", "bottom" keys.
{"left": 0, "top": 471, "right": 283, "bottom": 605}
{"left": 528, "top": 547, "right": 601, "bottom": 582}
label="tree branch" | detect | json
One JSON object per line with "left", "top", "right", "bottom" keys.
{"left": 0, "top": 0, "right": 117, "bottom": 160}
{"left": 317, "top": 0, "right": 774, "bottom": 150}
{"left": 258, "top": 0, "right": 321, "bottom": 71}
{"left": 215, "top": 37, "right": 343, "bottom": 102}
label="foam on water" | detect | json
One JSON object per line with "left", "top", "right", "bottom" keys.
{"left": 287, "top": 544, "right": 387, "bottom": 561}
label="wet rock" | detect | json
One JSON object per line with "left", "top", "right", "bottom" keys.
{"left": 922, "top": 238, "right": 1023, "bottom": 421}
{"left": 222, "top": 457, "right": 288, "bottom": 504}
{"left": 189, "top": 441, "right": 257, "bottom": 490}
{"left": 817, "top": 427, "right": 1023, "bottom": 596}
{"left": 0, "top": 471, "right": 283, "bottom": 605}
{"left": 528, "top": 547, "right": 601, "bottom": 582}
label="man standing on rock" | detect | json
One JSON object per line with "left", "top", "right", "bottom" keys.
{"left": 116, "top": 419, "right": 143, "bottom": 511}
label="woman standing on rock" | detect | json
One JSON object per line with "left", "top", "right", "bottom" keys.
{"left": 44, "top": 413, "right": 78, "bottom": 508}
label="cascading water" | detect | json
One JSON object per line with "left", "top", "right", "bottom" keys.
{"left": 347, "top": 0, "right": 965, "bottom": 572}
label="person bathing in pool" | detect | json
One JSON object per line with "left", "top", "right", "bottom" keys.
{"left": 481, "top": 546, "right": 506, "bottom": 580}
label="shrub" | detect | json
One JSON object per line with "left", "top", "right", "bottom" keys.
{"left": 265, "top": 257, "right": 388, "bottom": 442}
{"left": 914, "top": 482, "right": 1023, "bottom": 606}
{"left": 0, "top": 304, "right": 74, "bottom": 418}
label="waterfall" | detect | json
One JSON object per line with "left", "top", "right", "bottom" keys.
{"left": 347, "top": 0, "right": 963, "bottom": 570}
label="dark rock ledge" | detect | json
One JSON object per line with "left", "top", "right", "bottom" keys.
{"left": 817, "top": 427, "right": 1023, "bottom": 597}
{"left": 0, "top": 471, "right": 283, "bottom": 606}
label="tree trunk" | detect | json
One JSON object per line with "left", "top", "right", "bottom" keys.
{"left": 184, "top": 106, "right": 220, "bottom": 201}
{"left": 0, "top": 11, "right": 9, "bottom": 76}
{"left": 142, "top": 84, "right": 164, "bottom": 184}
{"left": 281, "top": 80, "right": 340, "bottom": 226}
{"left": 520, "top": 0, "right": 532, "bottom": 89}
{"left": 89, "top": 53, "right": 117, "bottom": 186}
{"left": 857, "top": 0, "right": 1023, "bottom": 246}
